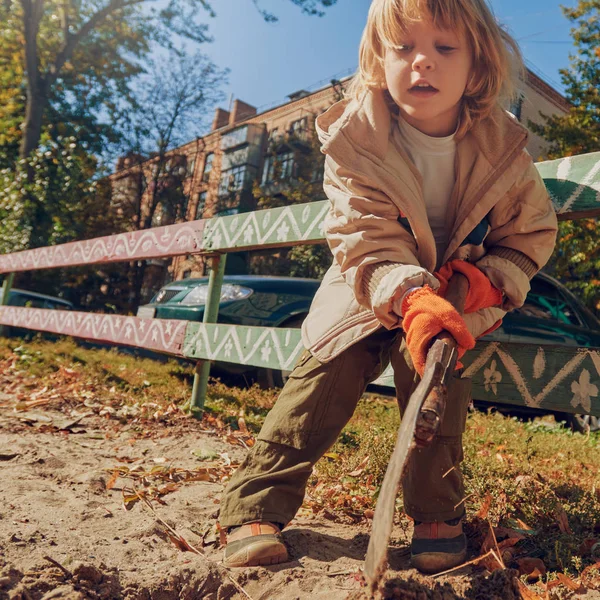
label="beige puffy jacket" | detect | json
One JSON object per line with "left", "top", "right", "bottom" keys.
{"left": 301, "top": 88, "right": 558, "bottom": 363}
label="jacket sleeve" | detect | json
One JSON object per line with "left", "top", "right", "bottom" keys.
{"left": 322, "top": 154, "right": 439, "bottom": 329}
{"left": 476, "top": 157, "right": 558, "bottom": 311}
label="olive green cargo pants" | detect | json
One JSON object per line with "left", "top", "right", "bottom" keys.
{"left": 219, "top": 326, "right": 471, "bottom": 528}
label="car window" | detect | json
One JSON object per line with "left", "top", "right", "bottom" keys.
{"left": 513, "top": 279, "right": 582, "bottom": 327}
{"left": 9, "top": 294, "right": 45, "bottom": 308}
{"left": 44, "top": 300, "right": 71, "bottom": 310}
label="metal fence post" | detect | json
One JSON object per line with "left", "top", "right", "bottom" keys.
{"left": 0, "top": 273, "right": 14, "bottom": 337}
{"left": 189, "top": 254, "right": 227, "bottom": 418}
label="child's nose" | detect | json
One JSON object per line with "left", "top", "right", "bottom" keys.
{"left": 412, "top": 53, "right": 434, "bottom": 71}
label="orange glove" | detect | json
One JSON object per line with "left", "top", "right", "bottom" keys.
{"left": 435, "top": 260, "right": 502, "bottom": 313}
{"left": 402, "top": 286, "right": 475, "bottom": 376}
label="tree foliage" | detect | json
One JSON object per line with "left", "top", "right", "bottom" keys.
{"left": 529, "top": 0, "right": 600, "bottom": 315}
{"left": 249, "top": 113, "right": 331, "bottom": 279}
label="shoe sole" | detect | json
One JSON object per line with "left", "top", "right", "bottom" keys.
{"left": 224, "top": 538, "right": 289, "bottom": 568}
{"left": 411, "top": 548, "right": 467, "bottom": 574}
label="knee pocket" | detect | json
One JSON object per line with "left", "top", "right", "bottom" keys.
{"left": 257, "top": 349, "right": 345, "bottom": 450}
{"left": 438, "top": 377, "right": 472, "bottom": 437}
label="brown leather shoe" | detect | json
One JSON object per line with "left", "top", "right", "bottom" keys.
{"left": 410, "top": 515, "right": 467, "bottom": 574}
{"left": 223, "top": 521, "right": 289, "bottom": 567}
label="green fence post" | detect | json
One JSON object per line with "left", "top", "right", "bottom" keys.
{"left": 0, "top": 273, "right": 14, "bottom": 338}
{"left": 189, "top": 253, "right": 227, "bottom": 418}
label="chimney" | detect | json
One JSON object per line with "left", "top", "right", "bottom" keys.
{"left": 288, "top": 90, "right": 310, "bottom": 101}
{"left": 229, "top": 99, "right": 257, "bottom": 126}
{"left": 212, "top": 108, "right": 230, "bottom": 131}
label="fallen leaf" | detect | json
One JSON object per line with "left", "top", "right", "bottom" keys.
{"left": 579, "top": 538, "right": 599, "bottom": 555}
{"left": 557, "top": 572, "right": 582, "bottom": 592}
{"left": 516, "top": 579, "right": 544, "bottom": 599}
{"left": 191, "top": 447, "right": 219, "bottom": 461}
{"left": 476, "top": 492, "right": 492, "bottom": 519}
{"left": 348, "top": 456, "right": 369, "bottom": 477}
{"left": 555, "top": 506, "right": 573, "bottom": 534}
{"left": 323, "top": 452, "right": 340, "bottom": 461}
{"left": 517, "top": 558, "right": 547, "bottom": 582}
{"left": 237, "top": 417, "right": 248, "bottom": 434}
{"left": 106, "top": 471, "right": 119, "bottom": 491}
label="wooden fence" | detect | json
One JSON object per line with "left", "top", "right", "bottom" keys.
{"left": 1, "top": 152, "right": 600, "bottom": 418}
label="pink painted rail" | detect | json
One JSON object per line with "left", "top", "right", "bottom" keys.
{"left": 0, "top": 221, "right": 205, "bottom": 274}
{"left": 0, "top": 307, "right": 187, "bottom": 355}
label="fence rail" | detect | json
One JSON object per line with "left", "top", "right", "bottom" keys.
{"left": 1, "top": 151, "right": 600, "bottom": 418}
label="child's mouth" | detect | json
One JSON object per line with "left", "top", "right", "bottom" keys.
{"left": 409, "top": 84, "right": 439, "bottom": 96}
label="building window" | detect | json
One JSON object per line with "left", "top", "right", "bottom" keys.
{"left": 186, "top": 157, "right": 196, "bottom": 178}
{"left": 221, "top": 126, "right": 249, "bottom": 151}
{"left": 509, "top": 93, "right": 524, "bottom": 121}
{"left": 289, "top": 117, "right": 308, "bottom": 139}
{"left": 196, "top": 191, "right": 207, "bottom": 220}
{"left": 262, "top": 151, "right": 295, "bottom": 185}
{"left": 218, "top": 165, "right": 248, "bottom": 196}
{"left": 311, "top": 160, "right": 325, "bottom": 183}
{"left": 202, "top": 153, "right": 214, "bottom": 183}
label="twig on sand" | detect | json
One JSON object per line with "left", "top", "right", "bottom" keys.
{"left": 135, "top": 486, "right": 204, "bottom": 555}
{"left": 226, "top": 574, "right": 256, "bottom": 599}
{"left": 326, "top": 568, "right": 360, "bottom": 577}
{"left": 43, "top": 555, "right": 72, "bottom": 579}
{"left": 135, "top": 487, "right": 256, "bottom": 600}
{"left": 431, "top": 549, "right": 502, "bottom": 578}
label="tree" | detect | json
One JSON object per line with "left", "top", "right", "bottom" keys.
{"left": 249, "top": 112, "right": 331, "bottom": 279}
{"left": 111, "top": 50, "right": 226, "bottom": 309}
{"left": 529, "top": 0, "right": 600, "bottom": 315}
{"left": 1, "top": 0, "right": 338, "bottom": 162}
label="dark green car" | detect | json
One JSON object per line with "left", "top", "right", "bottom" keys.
{"left": 138, "top": 272, "right": 600, "bottom": 431}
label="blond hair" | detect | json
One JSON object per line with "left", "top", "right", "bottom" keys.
{"left": 346, "top": 0, "right": 524, "bottom": 138}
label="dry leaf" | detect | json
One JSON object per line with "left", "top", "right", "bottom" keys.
{"left": 555, "top": 506, "right": 573, "bottom": 534}
{"left": 557, "top": 573, "right": 582, "bottom": 592}
{"left": 476, "top": 492, "right": 492, "bottom": 519}
{"left": 517, "top": 558, "right": 547, "bottom": 582}
{"left": 348, "top": 456, "right": 369, "bottom": 477}
{"left": 106, "top": 470, "right": 119, "bottom": 491}
{"left": 237, "top": 417, "right": 248, "bottom": 434}
{"left": 516, "top": 579, "right": 544, "bottom": 600}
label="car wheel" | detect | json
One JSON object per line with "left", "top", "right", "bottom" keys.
{"left": 257, "top": 315, "right": 305, "bottom": 389}
{"left": 563, "top": 413, "right": 600, "bottom": 434}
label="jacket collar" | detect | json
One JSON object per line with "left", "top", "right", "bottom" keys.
{"left": 316, "top": 87, "right": 528, "bottom": 170}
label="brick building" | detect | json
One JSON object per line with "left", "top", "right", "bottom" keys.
{"left": 110, "top": 69, "right": 569, "bottom": 299}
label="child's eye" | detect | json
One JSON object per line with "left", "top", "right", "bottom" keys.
{"left": 437, "top": 45, "right": 456, "bottom": 53}
{"left": 393, "top": 44, "right": 412, "bottom": 53}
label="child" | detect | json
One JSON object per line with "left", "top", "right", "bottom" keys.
{"left": 219, "top": 0, "right": 557, "bottom": 574}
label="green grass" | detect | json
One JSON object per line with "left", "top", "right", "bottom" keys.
{"left": 2, "top": 335, "right": 600, "bottom": 584}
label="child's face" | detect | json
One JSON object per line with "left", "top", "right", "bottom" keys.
{"left": 383, "top": 20, "right": 472, "bottom": 137}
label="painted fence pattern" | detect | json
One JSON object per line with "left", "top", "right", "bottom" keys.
{"left": 1, "top": 152, "right": 600, "bottom": 415}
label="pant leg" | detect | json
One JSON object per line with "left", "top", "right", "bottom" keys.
{"left": 219, "top": 326, "right": 398, "bottom": 529}
{"left": 390, "top": 336, "right": 472, "bottom": 522}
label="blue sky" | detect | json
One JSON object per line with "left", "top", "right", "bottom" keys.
{"left": 202, "top": 0, "right": 579, "bottom": 116}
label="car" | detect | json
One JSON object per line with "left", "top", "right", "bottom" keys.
{"left": 138, "top": 272, "right": 600, "bottom": 432}
{"left": 1, "top": 288, "right": 74, "bottom": 338}
{"left": 137, "top": 275, "right": 320, "bottom": 387}
{"left": 4, "top": 288, "right": 75, "bottom": 311}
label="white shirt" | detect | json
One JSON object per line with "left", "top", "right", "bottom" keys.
{"left": 396, "top": 117, "right": 457, "bottom": 268}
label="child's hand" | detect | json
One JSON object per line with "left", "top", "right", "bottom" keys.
{"left": 435, "top": 260, "right": 502, "bottom": 313}
{"left": 401, "top": 286, "right": 475, "bottom": 376}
